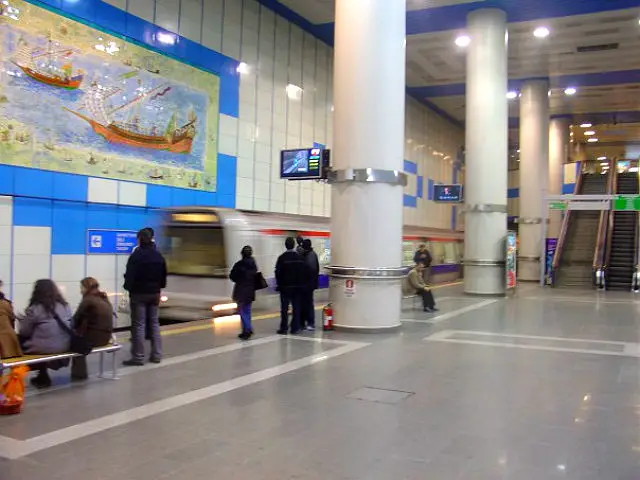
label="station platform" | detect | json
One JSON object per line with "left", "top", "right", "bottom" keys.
{"left": 1, "top": 283, "right": 639, "bottom": 479}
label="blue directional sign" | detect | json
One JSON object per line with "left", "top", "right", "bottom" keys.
{"left": 87, "top": 230, "right": 138, "bottom": 255}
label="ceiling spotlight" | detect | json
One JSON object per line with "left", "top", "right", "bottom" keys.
{"left": 286, "top": 83, "right": 303, "bottom": 100}
{"left": 534, "top": 27, "right": 550, "bottom": 38}
{"left": 236, "top": 62, "right": 249, "bottom": 74}
{"left": 455, "top": 35, "right": 471, "bottom": 47}
{"left": 597, "top": 156, "right": 607, "bottom": 160}
{"left": 587, "top": 138, "right": 599, "bottom": 143}
{"left": 506, "top": 91, "right": 518, "bottom": 99}
{"left": 580, "top": 123, "right": 593, "bottom": 128}
{"left": 584, "top": 130, "right": 596, "bottom": 136}
{"left": 564, "top": 87, "right": 577, "bottom": 96}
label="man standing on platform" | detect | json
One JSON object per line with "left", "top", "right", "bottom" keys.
{"left": 300, "top": 239, "right": 320, "bottom": 331}
{"left": 275, "top": 237, "right": 305, "bottom": 334}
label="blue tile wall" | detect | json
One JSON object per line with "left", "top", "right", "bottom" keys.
{"left": 13, "top": 198, "right": 53, "bottom": 227}
{"left": 51, "top": 201, "right": 87, "bottom": 254}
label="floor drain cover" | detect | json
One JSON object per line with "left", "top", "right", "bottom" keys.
{"left": 346, "top": 387, "right": 414, "bottom": 404}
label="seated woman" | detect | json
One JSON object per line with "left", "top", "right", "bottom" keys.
{"left": 71, "top": 277, "right": 114, "bottom": 381}
{"left": 0, "top": 279, "right": 22, "bottom": 359}
{"left": 18, "top": 279, "right": 73, "bottom": 389}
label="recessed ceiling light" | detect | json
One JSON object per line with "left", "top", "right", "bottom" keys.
{"left": 533, "top": 27, "right": 550, "bottom": 38}
{"left": 286, "top": 83, "right": 303, "bottom": 100}
{"left": 580, "top": 123, "right": 593, "bottom": 128}
{"left": 584, "top": 130, "right": 596, "bottom": 136}
{"left": 587, "top": 138, "right": 599, "bottom": 143}
{"left": 455, "top": 35, "right": 471, "bottom": 47}
{"left": 506, "top": 91, "right": 518, "bottom": 99}
{"left": 564, "top": 87, "right": 577, "bottom": 95}
{"left": 597, "top": 156, "right": 607, "bottom": 160}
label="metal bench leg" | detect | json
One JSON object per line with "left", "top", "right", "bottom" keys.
{"left": 98, "top": 352, "right": 105, "bottom": 378}
{"left": 111, "top": 351, "right": 119, "bottom": 380}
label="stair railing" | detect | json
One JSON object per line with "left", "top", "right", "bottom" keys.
{"left": 596, "top": 169, "right": 616, "bottom": 289}
{"left": 550, "top": 166, "right": 585, "bottom": 286}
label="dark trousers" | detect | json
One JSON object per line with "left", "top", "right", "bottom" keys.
{"left": 418, "top": 289, "right": 435, "bottom": 309}
{"left": 130, "top": 293, "right": 162, "bottom": 362}
{"left": 300, "top": 290, "right": 315, "bottom": 328}
{"left": 279, "top": 290, "right": 301, "bottom": 332}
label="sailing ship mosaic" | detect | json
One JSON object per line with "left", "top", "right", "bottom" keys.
{"left": 0, "top": 0, "right": 219, "bottom": 191}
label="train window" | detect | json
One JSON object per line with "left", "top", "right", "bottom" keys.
{"left": 164, "top": 226, "right": 227, "bottom": 277}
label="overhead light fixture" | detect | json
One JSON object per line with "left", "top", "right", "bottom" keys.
{"left": 564, "top": 87, "right": 577, "bottom": 96}
{"left": 533, "top": 27, "right": 550, "bottom": 38}
{"left": 455, "top": 35, "right": 471, "bottom": 47}
{"left": 584, "top": 130, "right": 596, "bottom": 136}
{"left": 587, "top": 138, "right": 599, "bottom": 143}
{"left": 286, "top": 83, "right": 303, "bottom": 100}
{"left": 156, "top": 31, "right": 177, "bottom": 45}
{"left": 580, "top": 123, "right": 593, "bottom": 128}
{"left": 597, "top": 156, "right": 607, "bottom": 160}
{"left": 506, "top": 91, "right": 518, "bottom": 99}
{"left": 236, "top": 62, "right": 249, "bottom": 74}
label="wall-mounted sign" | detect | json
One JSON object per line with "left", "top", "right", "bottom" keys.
{"left": 344, "top": 279, "right": 356, "bottom": 298}
{"left": 505, "top": 231, "right": 517, "bottom": 290}
{"left": 87, "top": 230, "right": 137, "bottom": 255}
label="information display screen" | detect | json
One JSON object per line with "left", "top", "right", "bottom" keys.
{"left": 433, "top": 184, "right": 463, "bottom": 203}
{"left": 280, "top": 148, "right": 323, "bottom": 180}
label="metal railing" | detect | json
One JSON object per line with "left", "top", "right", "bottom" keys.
{"left": 550, "top": 169, "right": 585, "bottom": 285}
{"left": 596, "top": 169, "right": 616, "bottom": 289}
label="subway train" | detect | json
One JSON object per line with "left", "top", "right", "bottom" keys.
{"left": 144, "top": 208, "right": 463, "bottom": 322}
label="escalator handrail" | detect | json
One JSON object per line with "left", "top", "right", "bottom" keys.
{"left": 601, "top": 170, "right": 617, "bottom": 283}
{"left": 634, "top": 174, "right": 640, "bottom": 290}
{"left": 551, "top": 169, "right": 585, "bottom": 272}
{"left": 594, "top": 169, "right": 614, "bottom": 270}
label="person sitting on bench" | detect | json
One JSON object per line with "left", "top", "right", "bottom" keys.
{"left": 0, "top": 279, "right": 22, "bottom": 359}
{"left": 404, "top": 263, "right": 439, "bottom": 313}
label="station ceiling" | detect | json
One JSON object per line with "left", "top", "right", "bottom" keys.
{"left": 257, "top": 0, "right": 640, "bottom": 155}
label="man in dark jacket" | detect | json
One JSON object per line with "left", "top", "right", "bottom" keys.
{"left": 123, "top": 228, "right": 167, "bottom": 366}
{"left": 300, "top": 239, "right": 320, "bottom": 330}
{"left": 275, "top": 237, "right": 305, "bottom": 334}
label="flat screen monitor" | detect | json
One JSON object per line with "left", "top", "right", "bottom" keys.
{"left": 433, "top": 184, "right": 463, "bottom": 203}
{"left": 280, "top": 148, "right": 323, "bottom": 180}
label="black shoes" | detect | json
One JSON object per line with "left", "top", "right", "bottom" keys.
{"left": 149, "top": 357, "right": 162, "bottom": 364}
{"left": 423, "top": 307, "right": 439, "bottom": 313}
{"left": 30, "top": 374, "right": 52, "bottom": 389}
{"left": 277, "top": 329, "right": 287, "bottom": 335}
{"left": 123, "top": 359, "right": 144, "bottom": 367}
{"left": 238, "top": 331, "right": 253, "bottom": 340}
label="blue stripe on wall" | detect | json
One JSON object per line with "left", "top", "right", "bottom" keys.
{"left": 508, "top": 188, "right": 520, "bottom": 199}
{"left": 416, "top": 176, "right": 424, "bottom": 199}
{"left": 403, "top": 160, "right": 418, "bottom": 175}
{"left": 427, "top": 179, "right": 434, "bottom": 201}
{"left": 403, "top": 195, "right": 417, "bottom": 208}
{"left": 562, "top": 183, "right": 576, "bottom": 195}
{"left": 13, "top": 198, "right": 52, "bottom": 227}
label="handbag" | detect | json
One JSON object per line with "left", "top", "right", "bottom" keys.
{"left": 254, "top": 272, "right": 268, "bottom": 290}
{"left": 53, "top": 313, "right": 92, "bottom": 356}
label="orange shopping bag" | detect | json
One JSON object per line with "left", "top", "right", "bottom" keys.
{"left": 0, "top": 365, "right": 30, "bottom": 415}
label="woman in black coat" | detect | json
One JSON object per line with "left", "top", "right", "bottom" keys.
{"left": 230, "top": 245, "right": 258, "bottom": 340}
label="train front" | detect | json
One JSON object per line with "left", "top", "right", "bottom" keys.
{"left": 158, "top": 209, "right": 238, "bottom": 321}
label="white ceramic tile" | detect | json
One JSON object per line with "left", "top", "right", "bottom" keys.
{"left": 52, "top": 254, "right": 86, "bottom": 283}
{"left": 237, "top": 156, "right": 254, "bottom": 179}
{"left": 155, "top": 1, "right": 179, "bottom": 32}
{"left": 54, "top": 281, "right": 83, "bottom": 311}
{"left": 11, "top": 283, "right": 33, "bottom": 314}
{"left": 88, "top": 177, "right": 119, "bottom": 204}
{"left": 235, "top": 196, "right": 253, "bottom": 210}
{"left": 13, "top": 226, "right": 51, "bottom": 256}
{"left": 103, "top": 0, "right": 126, "bottom": 9}
{"left": 119, "top": 182, "right": 147, "bottom": 206}
{"left": 86, "top": 255, "right": 117, "bottom": 284}
{"left": 0, "top": 225, "right": 10, "bottom": 256}
{"left": 127, "top": 0, "right": 155, "bottom": 21}
{"left": 0, "top": 255, "right": 10, "bottom": 286}
{"left": 237, "top": 177, "right": 254, "bottom": 197}
{"left": 179, "top": 0, "right": 203, "bottom": 42}
{"left": 218, "top": 134, "right": 238, "bottom": 157}
{"left": 0, "top": 196, "right": 12, "bottom": 226}
{"left": 219, "top": 114, "right": 239, "bottom": 137}
{"left": 253, "top": 198, "right": 269, "bottom": 212}
{"left": 254, "top": 180, "right": 270, "bottom": 200}
{"left": 13, "top": 254, "right": 51, "bottom": 285}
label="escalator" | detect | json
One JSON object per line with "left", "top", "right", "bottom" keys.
{"left": 554, "top": 173, "right": 609, "bottom": 288}
{"left": 605, "top": 172, "right": 638, "bottom": 290}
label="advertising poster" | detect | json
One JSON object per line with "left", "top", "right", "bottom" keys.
{"left": 545, "top": 238, "right": 558, "bottom": 285}
{"left": 505, "top": 231, "right": 517, "bottom": 290}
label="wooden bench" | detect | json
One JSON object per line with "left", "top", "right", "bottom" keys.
{"left": 0, "top": 338, "right": 121, "bottom": 380}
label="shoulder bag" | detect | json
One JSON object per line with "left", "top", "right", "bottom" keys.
{"left": 53, "top": 312, "right": 92, "bottom": 356}
{"left": 254, "top": 272, "right": 268, "bottom": 290}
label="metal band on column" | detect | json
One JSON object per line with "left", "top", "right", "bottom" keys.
{"left": 328, "top": 168, "right": 408, "bottom": 186}
{"left": 325, "top": 265, "right": 409, "bottom": 280}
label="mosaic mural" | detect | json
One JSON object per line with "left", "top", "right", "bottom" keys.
{"left": 0, "top": 0, "right": 219, "bottom": 191}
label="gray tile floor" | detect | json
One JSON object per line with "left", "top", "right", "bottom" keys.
{"left": 1, "top": 283, "right": 639, "bottom": 479}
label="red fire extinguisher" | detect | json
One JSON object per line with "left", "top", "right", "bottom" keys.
{"left": 322, "top": 303, "right": 334, "bottom": 331}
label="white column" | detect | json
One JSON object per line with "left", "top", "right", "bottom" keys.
{"left": 548, "top": 118, "right": 569, "bottom": 238}
{"left": 328, "top": 0, "right": 406, "bottom": 330}
{"left": 518, "top": 80, "right": 550, "bottom": 280}
{"left": 464, "top": 9, "right": 508, "bottom": 295}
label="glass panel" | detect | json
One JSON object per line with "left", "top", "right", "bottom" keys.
{"left": 430, "top": 242, "right": 445, "bottom": 266}
{"left": 443, "top": 242, "right": 457, "bottom": 264}
{"left": 163, "top": 226, "right": 227, "bottom": 277}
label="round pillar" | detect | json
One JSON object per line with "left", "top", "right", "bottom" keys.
{"left": 463, "top": 8, "right": 509, "bottom": 295}
{"left": 328, "top": 0, "right": 406, "bottom": 331}
{"left": 518, "top": 80, "right": 550, "bottom": 281}
{"left": 548, "top": 118, "right": 569, "bottom": 238}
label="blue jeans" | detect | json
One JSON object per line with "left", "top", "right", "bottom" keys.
{"left": 130, "top": 294, "right": 162, "bottom": 362}
{"left": 239, "top": 303, "right": 252, "bottom": 333}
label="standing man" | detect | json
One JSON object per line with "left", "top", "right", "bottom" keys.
{"left": 405, "top": 263, "right": 438, "bottom": 313}
{"left": 275, "top": 237, "right": 305, "bottom": 334}
{"left": 123, "top": 228, "right": 167, "bottom": 366}
{"left": 300, "top": 238, "right": 320, "bottom": 331}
